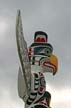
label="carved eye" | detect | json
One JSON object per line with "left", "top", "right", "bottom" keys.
{"left": 38, "top": 47, "right": 52, "bottom": 57}
{"left": 44, "top": 48, "right": 52, "bottom": 56}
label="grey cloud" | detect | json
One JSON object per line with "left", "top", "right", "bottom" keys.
{"left": 0, "top": 0, "right": 71, "bottom": 108}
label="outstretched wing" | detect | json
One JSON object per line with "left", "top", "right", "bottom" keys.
{"left": 18, "top": 67, "right": 28, "bottom": 101}
{"left": 16, "top": 10, "right": 31, "bottom": 95}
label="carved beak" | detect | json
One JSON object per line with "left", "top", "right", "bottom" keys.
{"left": 40, "top": 54, "right": 58, "bottom": 75}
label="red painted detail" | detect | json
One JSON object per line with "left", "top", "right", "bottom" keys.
{"left": 35, "top": 37, "right": 46, "bottom": 43}
{"left": 39, "top": 86, "right": 44, "bottom": 92}
{"left": 28, "top": 47, "right": 32, "bottom": 55}
{"left": 41, "top": 38, "right": 46, "bottom": 42}
{"left": 35, "top": 37, "right": 40, "bottom": 42}
{"left": 43, "top": 61, "right": 57, "bottom": 73}
{"left": 39, "top": 72, "right": 44, "bottom": 76}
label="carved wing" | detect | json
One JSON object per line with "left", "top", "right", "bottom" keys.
{"left": 16, "top": 10, "right": 31, "bottom": 95}
{"left": 18, "top": 67, "right": 28, "bottom": 101}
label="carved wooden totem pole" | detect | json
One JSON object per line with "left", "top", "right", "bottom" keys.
{"left": 16, "top": 10, "right": 58, "bottom": 108}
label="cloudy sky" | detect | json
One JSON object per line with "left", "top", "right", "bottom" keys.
{"left": 0, "top": 0, "right": 71, "bottom": 108}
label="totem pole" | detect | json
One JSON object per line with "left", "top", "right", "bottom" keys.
{"left": 16, "top": 10, "right": 58, "bottom": 108}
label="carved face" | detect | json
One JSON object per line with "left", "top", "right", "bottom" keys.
{"left": 28, "top": 43, "right": 58, "bottom": 75}
{"left": 28, "top": 31, "right": 58, "bottom": 75}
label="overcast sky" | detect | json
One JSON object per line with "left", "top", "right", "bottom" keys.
{"left": 0, "top": 0, "right": 71, "bottom": 108}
